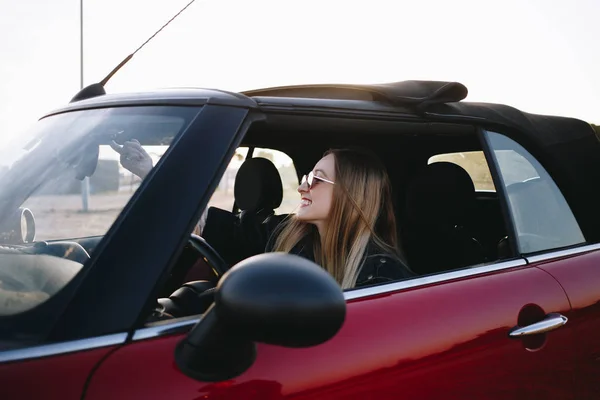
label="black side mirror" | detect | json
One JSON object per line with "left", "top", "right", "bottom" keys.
{"left": 175, "top": 253, "right": 346, "bottom": 382}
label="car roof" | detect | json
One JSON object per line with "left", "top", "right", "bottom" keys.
{"left": 44, "top": 88, "right": 258, "bottom": 116}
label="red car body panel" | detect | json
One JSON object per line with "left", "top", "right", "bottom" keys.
{"left": 532, "top": 249, "right": 600, "bottom": 400}
{"left": 0, "top": 346, "right": 117, "bottom": 400}
{"left": 86, "top": 265, "right": 574, "bottom": 400}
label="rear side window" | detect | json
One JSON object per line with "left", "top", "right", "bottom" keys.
{"left": 428, "top": 151, "right": 495, "bottom": 191}
{"left": 484, "top": 131, "right": 585, "bottom": 253}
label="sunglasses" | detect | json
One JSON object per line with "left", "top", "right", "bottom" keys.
{"left": 301, "top": 171, "right": 335, "bottom": 189}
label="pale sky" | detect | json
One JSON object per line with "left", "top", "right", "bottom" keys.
{"left": 1, "top": 0, "right": 599, "bottom": 147}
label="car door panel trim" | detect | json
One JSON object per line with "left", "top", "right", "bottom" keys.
{"left": 345, "top": 258, "right": 527, "bottom": 300}
{"left": 0, "top": 333, "right": 127, "bottom": 363}
{"left": 525, "top": 242, "right": 600, "bottom": 264}
{"left": 132, "top": 317, "right": 202, "bottom": 341}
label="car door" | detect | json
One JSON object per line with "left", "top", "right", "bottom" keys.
{"left": 83, "top": 259, "right": 573, "bottom": 400}
{"left": 480, "top": 130, "right": 600, "bottom": 399}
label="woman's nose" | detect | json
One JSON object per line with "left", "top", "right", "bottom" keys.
{"left": 298, "top": 180, "right": 309, "bottom": 193}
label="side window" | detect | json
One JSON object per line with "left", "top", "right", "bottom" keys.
{"left": 206, "top": 147, "right": 298, "bottom": 214}
{"left": 485, "top": 130, "right": 585, "bottom": 253}
{"left": 428, "top": 151, "right": 495, "bottom": 191}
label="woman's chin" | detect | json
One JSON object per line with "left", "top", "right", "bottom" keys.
{"left": 295, "top": 209, "right": 309, "bottom": 220}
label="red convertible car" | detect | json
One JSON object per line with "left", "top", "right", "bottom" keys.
{"left": 0, "top": 80, "right": 599, "bottom": 399}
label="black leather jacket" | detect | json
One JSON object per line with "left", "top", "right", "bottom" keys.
{"left": 355, "top": 250, "right": 414, "bottom": 287}
{"left": 269, "top": 233, "right": 414, "bottom": 288}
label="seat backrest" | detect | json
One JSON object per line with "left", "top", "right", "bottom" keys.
{"left": 403, "top": 162, "right": 484, "bottom": 274}
{"left": 202, "top": 157, "right": 286, "bottom": 266}
{"left": 405, "top": 162, "right": 476, "bottom": 227}
{"left": 234, "top": 157, "right": 283, "bottom": 218}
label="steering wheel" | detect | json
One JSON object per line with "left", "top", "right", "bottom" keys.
{"left": 150, "top": 235, "right": 228, "bottom": 321}
{"left": 187, "top": 234, "right": 229, "bottom": 279}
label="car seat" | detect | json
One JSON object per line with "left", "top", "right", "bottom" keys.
{"left": 402, "top": 162, "right": 486, "bottom": 275}
{"left": 202, "top": 157, "right": 286, "bottom": 266}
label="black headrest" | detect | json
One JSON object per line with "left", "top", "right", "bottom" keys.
{"left": 234, "top": 157, "right": 283, "bottom": 212}
{"left": 405, "top": 162, "right": 475, "bottom": 225}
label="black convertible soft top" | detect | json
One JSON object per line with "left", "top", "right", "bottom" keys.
{"left": 245, "top": 80, "right": 600, "bottom": 242}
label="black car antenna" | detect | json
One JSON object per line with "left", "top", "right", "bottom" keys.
{"left": 70, "top": 0, "right": 198, "bottom": 103}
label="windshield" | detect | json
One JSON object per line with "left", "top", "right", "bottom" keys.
{"left": 0, "top": 105, "right": 201, "bottom": 317}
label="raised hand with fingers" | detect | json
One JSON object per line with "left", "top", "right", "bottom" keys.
{"left": 110, "top": 139, "right": 154, "bottom": 179}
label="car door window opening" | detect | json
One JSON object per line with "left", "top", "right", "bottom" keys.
{"left": 154, "top": 115, "right": 520, "bottom": 323}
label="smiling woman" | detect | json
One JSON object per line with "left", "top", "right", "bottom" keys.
{"left": 270, "top": 148, "right": 414, "bottom": 289}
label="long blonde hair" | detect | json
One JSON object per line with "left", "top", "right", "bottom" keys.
{"left": 272, "top": 148, "right": 400, "bottom": 289}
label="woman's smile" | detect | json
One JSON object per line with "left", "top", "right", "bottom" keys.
{"left": 300, "top": 197, "right": 312, "bottom": 207}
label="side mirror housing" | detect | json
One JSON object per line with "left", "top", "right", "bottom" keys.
{"left": 0, "top": 207, "right": 35, "bottom": 244}
{"left": 175, "top": 253, "right": 346, "bottom": 382}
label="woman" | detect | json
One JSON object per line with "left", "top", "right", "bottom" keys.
{"left": 269, "top": 148, "right": 413, "bottom": 289}
{"left": 114, "top": 141, "right": 412, "bottom": 289}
